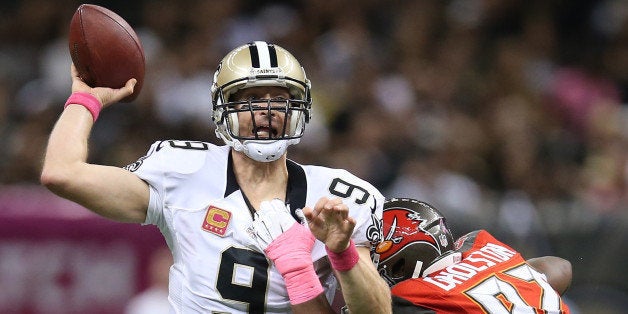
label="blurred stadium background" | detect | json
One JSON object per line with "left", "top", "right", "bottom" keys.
{"left": 0, "top": 0, "right": 627, "bottom": 313}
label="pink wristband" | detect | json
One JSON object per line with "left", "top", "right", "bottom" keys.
{"left": 326, "top": 239, "right": 360, "bottom": 272}
{"left": 64, "top": 92, "right": 102, "bottom": 121}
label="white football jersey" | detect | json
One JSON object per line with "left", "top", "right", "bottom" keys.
{"left": 125, "top": 140, "right": 384, "bottom": 314}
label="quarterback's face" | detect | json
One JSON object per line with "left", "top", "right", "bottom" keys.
{"left": 231, "top": 86, "right": 291, "bottom": 139}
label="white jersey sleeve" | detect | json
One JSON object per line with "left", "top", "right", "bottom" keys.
{"left": 125, "top": 140, "right": 231, "bottom": 230}
{"left": 301, "top": 165, "right": 384, "bottom": 250}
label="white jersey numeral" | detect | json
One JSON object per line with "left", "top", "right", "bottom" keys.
{"left": 464, "top": 264, "right": 562, "bottom": 313}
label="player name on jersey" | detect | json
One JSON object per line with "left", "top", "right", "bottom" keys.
{"left": 424, "top": 242, "right": 517, "bottom": 291}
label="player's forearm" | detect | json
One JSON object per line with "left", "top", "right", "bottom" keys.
{"left": 290, "top": 293, "right": 335, "bottom": 314}
{"left": 41, "top": 106, "right": 149, "bottom": 222}
{"left": 335, "top": 249, "right": 392, "bottom": 314}
{"left": 41, "top": 105, "right": 94, "bottom": 193}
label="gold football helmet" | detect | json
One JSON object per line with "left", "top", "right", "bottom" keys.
{"left": 210, "top": 41, "right": 312, "bottom": 162}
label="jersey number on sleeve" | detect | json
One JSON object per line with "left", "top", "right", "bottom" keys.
{"left": 165, "top": 140, "right": 209, "bottom": 150}
{"left": 464, "top": 264, "right": 563, "bottom": 313}
{"left": 329, "top": 178, "right": 370, "bottom": 205}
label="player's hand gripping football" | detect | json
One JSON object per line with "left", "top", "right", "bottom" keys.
{"left": 70, "top": 63, "right": 136, "bottom": 108}
{"left": 302, "top": 197, "right": 356, "bottom": 253}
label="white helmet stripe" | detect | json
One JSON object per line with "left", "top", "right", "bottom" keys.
{"left": 254, "top": 41, "right": 272, "bottom": 68}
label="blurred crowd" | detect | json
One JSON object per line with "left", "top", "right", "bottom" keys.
{"left": 1, "top": 0, "right": 627, "bottom": 311}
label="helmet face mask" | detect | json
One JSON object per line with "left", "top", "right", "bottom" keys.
{"left": 220, "top": 97, "right": 309, "bottom": 141}
{"left": 210, "top": 41, "right": 312, "bottom": 162}
{"left": 375, "top": 198, "right": 456, "bottom": 286}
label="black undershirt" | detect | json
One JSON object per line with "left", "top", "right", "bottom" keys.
{"left": 224, "top": 152, "right": 307, "bottom": 220}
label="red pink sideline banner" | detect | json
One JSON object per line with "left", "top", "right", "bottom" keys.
{"left": 0, "top": 185, "right": 165, "bottom": 314}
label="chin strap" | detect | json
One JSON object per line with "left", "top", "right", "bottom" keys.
{"left": 421, "top": 252, "right": 462, "bottom": 277}
{"left": 240, "top": 140, "right": 289, "bottom": 162}
{"left": 216, "top": 123, "right": 302, "bottom": 162}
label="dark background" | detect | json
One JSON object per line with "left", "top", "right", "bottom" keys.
{"left": 0, "top": 0, "right": 626, "bottom": 313}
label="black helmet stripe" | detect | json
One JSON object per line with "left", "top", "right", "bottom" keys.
{"left": 268, "top": 44, "right": 278, "bottom": 67}
{"left": 248, "top": 41, "right": 278, "bottom": 68}
{"left": 248, "top": 43, "right": 260, "bottom": 68}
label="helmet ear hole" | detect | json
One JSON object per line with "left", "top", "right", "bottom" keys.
{"left": 391, "top": 259, "right": 405, "bottom": 278}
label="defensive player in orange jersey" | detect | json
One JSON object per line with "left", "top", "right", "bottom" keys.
{"left": 374, "top": 198, "right": 572, "bottom": 314}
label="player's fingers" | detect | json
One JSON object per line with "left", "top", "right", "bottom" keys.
{"left": 331, "top": 202, "right": 348, "bottom": 214}
{"left": 320, "top": 203, "right": 348, "bottom": 223}
{"left": 124, "top": 78, "right": 137, "bottom": 94}
{"left": 70, "top": 63, "right": 78, "bottom": 77}
{"left": 302, "top": 207, "right": 323, "bottom": 228}
{"left": 302, "top": 206, "right": 313, "bottom": 219}
{"left": 315, "top": 196, "right": 329, "bottom": 209}
{"left": 347, "top": 216, "right": 356, "bottom": 225}
{"left": 329, "top": 197, "right": 343, "bottom": 206}
{"left": 117, "top": 78, "right": 137, "bottom": 98}
{"left": 312, "top": 197, "right": 329, "bottom": 218}
{"left": 345, "top": 216, "right": 356, "bottom": 231}
{"left": 106, "top": 78, "right": 136, "bottom": 104}
{"left": 319, "top": 205, "right": 340, "bottom": 221}
{"left": 323, "top": 197, "right": 342, "bottom": 210}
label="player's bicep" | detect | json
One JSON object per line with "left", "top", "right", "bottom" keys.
{"left": 68, "top": 163, "right": 150, "bottom": 223}
{"left": 527, "top": 256, "right": 572, "bottom": 295}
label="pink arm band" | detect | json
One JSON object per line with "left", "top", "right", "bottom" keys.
{"left": 326, "top": 239, "right": 360, "bottom": 272}
{"left": 64, "top": 92, "right": 102, "bottom": 122}
{"left": 265, "top": 223, "right": 324, "bottom": 305}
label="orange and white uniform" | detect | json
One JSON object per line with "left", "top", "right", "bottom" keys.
{"left": 391, "top": 230, "right": 570, "bottom": 314}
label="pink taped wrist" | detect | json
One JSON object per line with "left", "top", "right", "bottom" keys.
{"left": 326, "top": 239, "right": 359, "bottom": 272}
{"left": 265, "top": 223, "right": 323, "bottom": 305}
{"left": 281, "top": 262, "right": 324, "bottom": 305}
{"left": 64, "top": 92, "right": 102, "bottom": 121}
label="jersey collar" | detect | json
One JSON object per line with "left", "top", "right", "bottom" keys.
{"left": 225, "top": 153, "right": 307, "bottom": 220}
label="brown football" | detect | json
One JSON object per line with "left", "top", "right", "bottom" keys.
{"left": 68, "top": 4, "right": 145, "bottom": 102}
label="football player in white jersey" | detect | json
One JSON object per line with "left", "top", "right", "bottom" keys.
{"left": 41, "top": 41, "right": 391, "bottom": 313}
